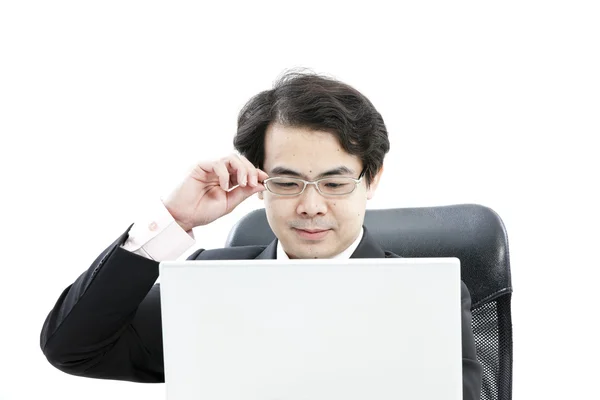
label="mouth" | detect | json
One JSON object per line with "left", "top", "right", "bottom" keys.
{"left": 293, "top": 228, "right": 331, "bottom": 240}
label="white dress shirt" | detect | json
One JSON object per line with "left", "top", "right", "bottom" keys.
{"left": 122, "top": 198, "right": 364, "bottom": 261}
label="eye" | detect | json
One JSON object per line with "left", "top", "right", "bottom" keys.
{"left": 324, "top": 182, "right": 347, "bottom": 188}
{"left": 273, "top": 181, "right": 300, "bottom": 188}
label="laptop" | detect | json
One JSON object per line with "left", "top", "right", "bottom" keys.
{"left": 159, "top": 258, "right": 463, "bottom": 400}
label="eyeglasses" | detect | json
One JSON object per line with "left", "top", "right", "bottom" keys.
{"left": 262, "top": 169, "right": 366, "bottom": 197}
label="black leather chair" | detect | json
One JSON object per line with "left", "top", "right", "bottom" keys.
{"left": 225, "top": 204, "right": 513, "bottom": 400}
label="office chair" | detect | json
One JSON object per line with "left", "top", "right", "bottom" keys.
{"left": 225, "top": 204, "right": 513, "bottom": 400}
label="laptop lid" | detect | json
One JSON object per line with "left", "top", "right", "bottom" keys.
{"left": 159, "top": 258, "right": 462, "bottom": 400}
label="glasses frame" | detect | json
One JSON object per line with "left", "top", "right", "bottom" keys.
{"left": 261, "top": 167, "right": 367, "bottom": 197}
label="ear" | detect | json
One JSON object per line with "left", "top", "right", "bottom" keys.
{"left": 366, "top": 165, "right": 384, "bottom": 200}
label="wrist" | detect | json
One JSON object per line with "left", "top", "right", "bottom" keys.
{"left": 175, "top": 220, "right": 193, "bottom": 233}
{"left": 161, "top": 200, "right": 193, "bottom": 232}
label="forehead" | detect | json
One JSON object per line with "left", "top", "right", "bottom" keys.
{"left": 263, "top": 123, "right": 361, "bottom": 171}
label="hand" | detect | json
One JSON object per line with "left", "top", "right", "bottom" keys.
{"left": 162, "top": 154, "right": 269, "bottom": 231}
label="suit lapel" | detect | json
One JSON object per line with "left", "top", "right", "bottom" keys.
{"left": 255, "top": 239, "right": 278, "bottom": 259}
{"left": 350, "top": 226, "right": 387, "bottom": 258}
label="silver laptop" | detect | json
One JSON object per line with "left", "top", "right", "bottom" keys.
{"left": 159, "top": 258, "right": 463, "bottom": 400}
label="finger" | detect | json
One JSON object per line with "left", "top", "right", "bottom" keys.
{"left": 236, "top": 154, "right": 261, "bottom": 187}
{"left": 225, "top": 155, "right": 248, "bottom": 187}
{"left": 255, "top": 168, "right": 269, "bottom": 183}
{"left": 212, "top": 160, "right": 231, "bottom": 191}
{"left": 235, "top": 154, "right": 270, "bottom": 185}
{"left": 226, "top": 181, "right": 266, "bottom": 210}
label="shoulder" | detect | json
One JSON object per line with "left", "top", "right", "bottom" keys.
{"left": 187, "top": 245, "right": 268, "bottom": 260}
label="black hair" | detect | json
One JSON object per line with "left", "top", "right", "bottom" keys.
{"left": 234, "top": 70, "right": 390, "bottom": 187}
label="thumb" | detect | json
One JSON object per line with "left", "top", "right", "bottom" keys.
{"left": 226, "top": 184, "right": 265, "bottom": 210}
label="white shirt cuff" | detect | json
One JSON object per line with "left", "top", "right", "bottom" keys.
{"left": 121, "top": 198, "right": 196, "bottom": 261}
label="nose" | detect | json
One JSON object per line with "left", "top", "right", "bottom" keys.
{"left": 296, "top": 182, "right": 328, "bottom": 217}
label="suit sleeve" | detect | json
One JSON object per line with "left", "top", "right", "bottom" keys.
{"left": 39, "top": 225, "right": 206, "bottom": 383}
{"left": 460, "top": 281, "right": 483, "bottom": 400}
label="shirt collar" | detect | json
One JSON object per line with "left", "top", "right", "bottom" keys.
{"left": 276, "top": 227, "right": 364, "bottom": 260}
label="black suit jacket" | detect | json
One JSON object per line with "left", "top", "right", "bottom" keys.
{"left": 41, "top": 225, "right": 482, "bottom": 399}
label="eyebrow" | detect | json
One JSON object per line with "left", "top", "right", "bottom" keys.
{"left": 269, "top": 166, "right": 356, "bottom": 179}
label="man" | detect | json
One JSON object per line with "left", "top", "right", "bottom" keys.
{"left": 40, "top": 71, "right": 483, "bottom": 399}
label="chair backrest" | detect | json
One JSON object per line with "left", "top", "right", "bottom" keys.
{"left": 226, "top": 203, "right": 513, "bottom": 400}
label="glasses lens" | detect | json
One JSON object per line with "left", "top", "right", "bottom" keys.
{"left": 266, "top": 178, "right": 304, "bottom": 195}
{"left": 318, "top": 178, "right": 357, "bottom": 195}
{"left": 266, "top": 177, "right": 358, "bottom": 195}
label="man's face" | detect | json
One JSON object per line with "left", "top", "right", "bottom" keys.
{"left": 258, "top": 122, "right": 382, "bottom": 259}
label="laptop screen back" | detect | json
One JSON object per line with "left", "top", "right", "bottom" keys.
{"left": 159, "top": 258, "right": 462, "bottom": 400}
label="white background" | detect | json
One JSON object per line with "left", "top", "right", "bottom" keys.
{"left": 1, "top": 1, "right": 599, "bottom": 399}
